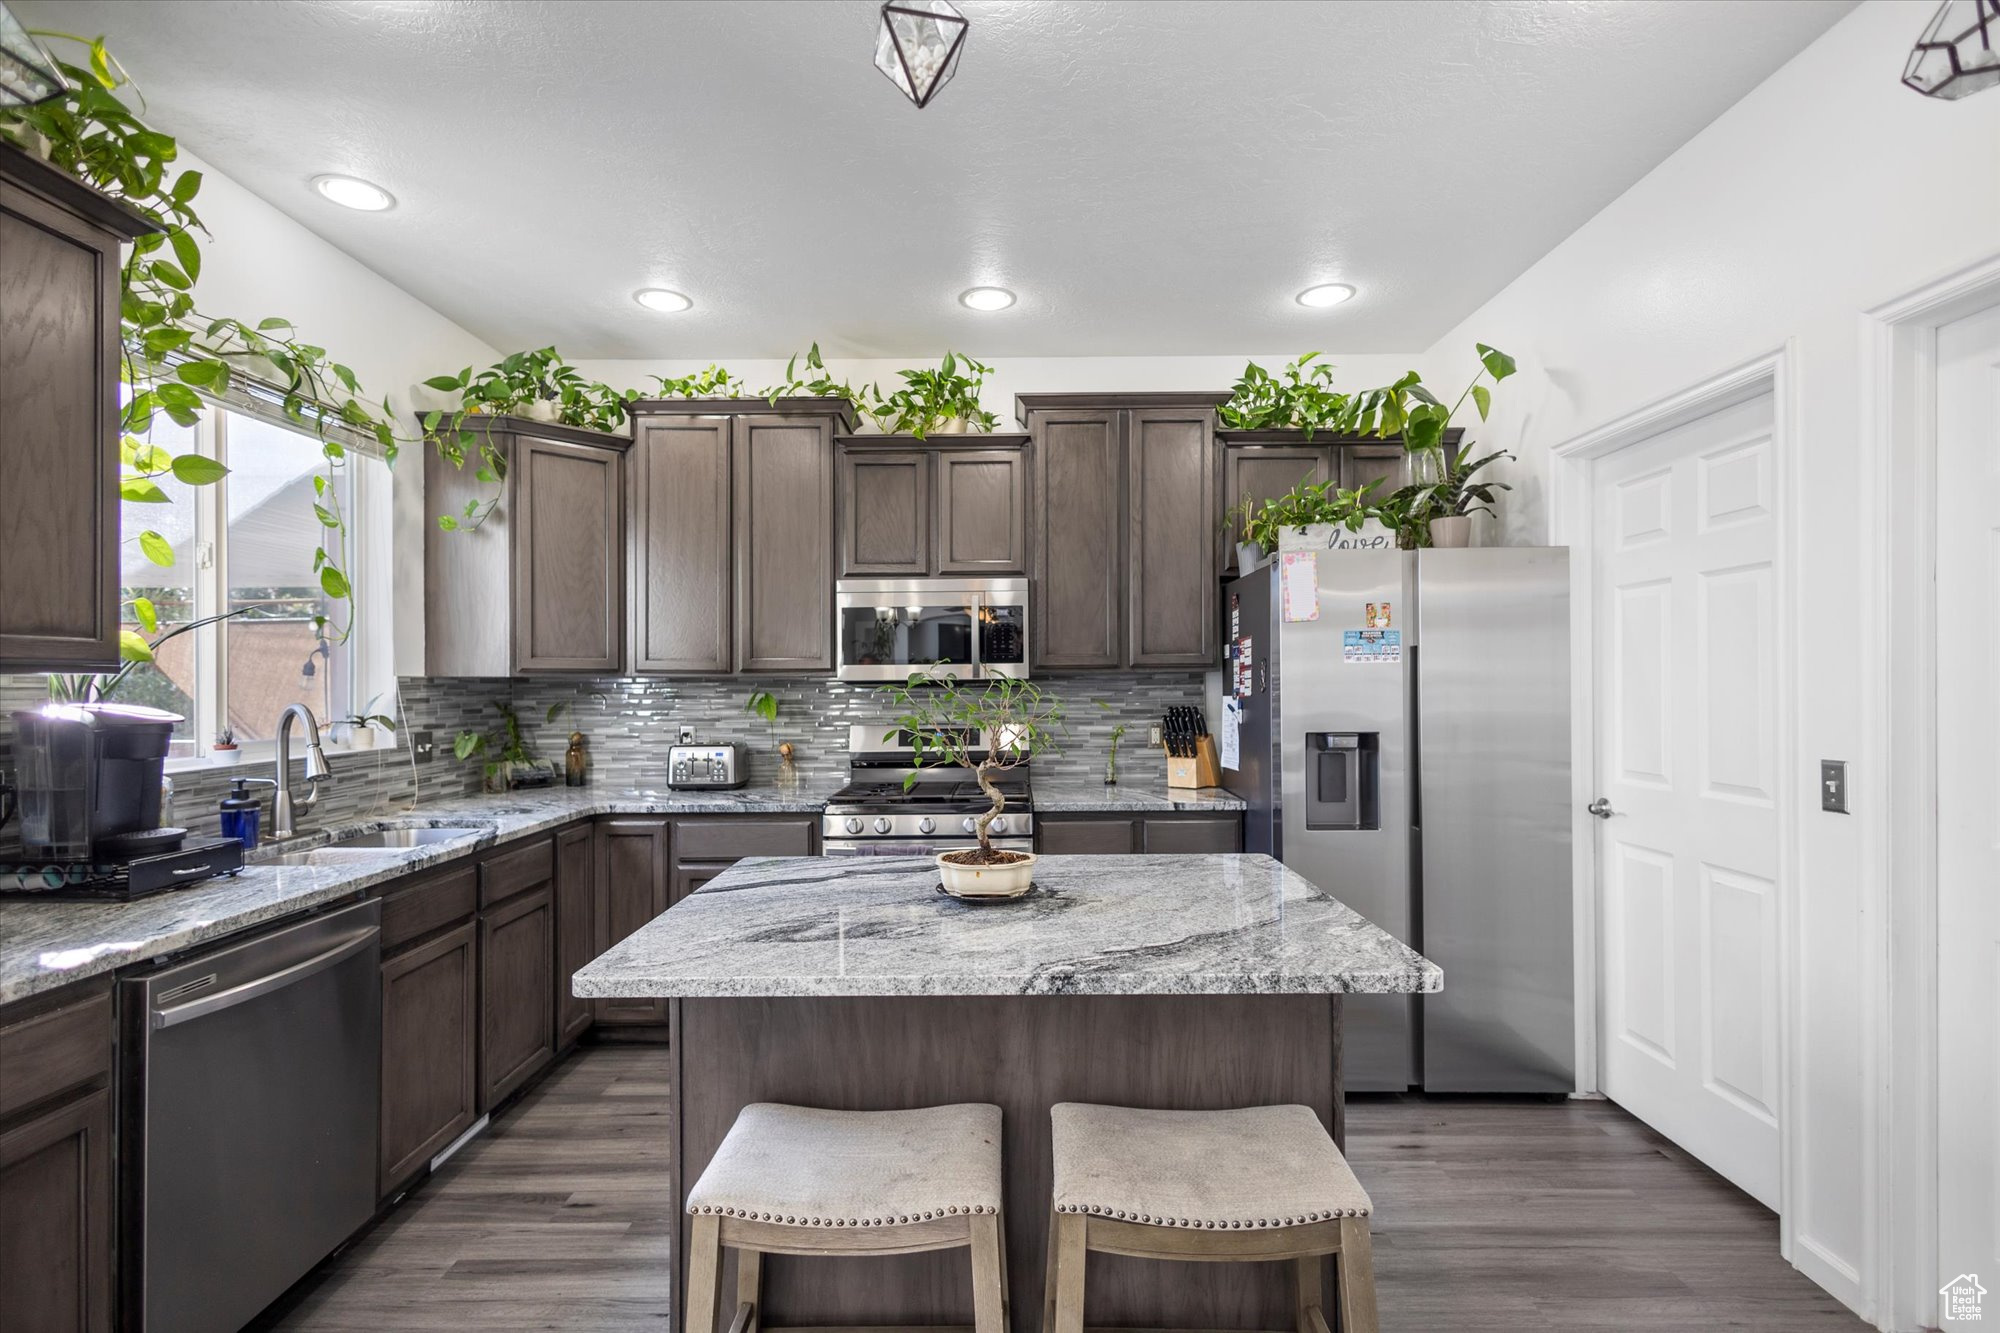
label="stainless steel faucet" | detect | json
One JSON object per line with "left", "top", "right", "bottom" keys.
{"left": 272, "top": 703, "right": 333, "bottom": 839}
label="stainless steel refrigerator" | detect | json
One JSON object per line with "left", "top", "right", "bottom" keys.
{"left": 1221, "top": 546, "right": 1573, "bottom": 1093}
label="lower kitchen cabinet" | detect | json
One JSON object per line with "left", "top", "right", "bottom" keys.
{"left": 0, "top": 977, "right": 114, "bottom": 1333}
{"left": 554, "top": 823, "right": 596, "bottom": 1049}
{"left": 378, "top": 920, "right": 478, "bottom": 1196}
{"left": 1036, "top": 812, "right": 1243, "bottom": 855}
{"left": 594, "top": 818, "right": 672, "bottom": 1027}
{"left": 478, "top": 883, "right": 557, "bottom": 1109}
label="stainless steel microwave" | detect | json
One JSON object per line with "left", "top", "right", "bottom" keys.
{"left": 835, "top": 577, "right": 1029, "bottom": 682}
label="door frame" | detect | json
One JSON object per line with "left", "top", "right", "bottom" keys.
{"left": 1861, "top": 251, "right": 2000, "bottom": 1333}
{"left": 1545, "top": 344, "right": 1803, "bottom": 1242}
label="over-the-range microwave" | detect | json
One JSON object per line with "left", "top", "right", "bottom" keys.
{"left": 834, "top": 577, "right": 1029, "bottom": 682}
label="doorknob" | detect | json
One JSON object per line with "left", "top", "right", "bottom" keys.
{"left": 1587, "top": 798, "right": 1615, "bottom": 819}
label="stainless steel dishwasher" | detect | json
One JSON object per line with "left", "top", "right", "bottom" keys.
{"left": 124, "top": 897, "right": 381, "bottom": 1333}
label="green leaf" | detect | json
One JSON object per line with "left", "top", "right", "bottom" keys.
{"left": 313, "top": 473, "right": 327, "bottom": 496}
{"left": 319, "top": 565, "right": 351, "bottom": 600}
{"left": 257, "top": 316, "right": 293, "bottom": 332}
{"left": 119, "top": 477, "right": 169, "bottom": 503}
{"left": 313, "top": 503, "right": 341, "bottom": 528}
{"left": 130, "top": 596, "right": 158, "bottom": 635}
{"left": 170, "top": 169, "right": 203, "bottom": 203}
{"left": 422, "top": 375, "right": 465, "bottom": 392}
{"left": 1471, "top": 384, "right": 1492, "bottom": 420}
{"left": 169, "top": 228, "right": 201, "bottom": 283}
{"left": 138, "top": 529, "right": 174, "bottom": 566}
{"left": 118, "top": 629, "right": 154, "bottom": 663}
{"left": 454, "top": 732, "right": 482, "bottom": 760}
{"left": 169, "top": 453, "right": 229, "bottom": 485}
{"left": 1477, "top": 344, "right": 1517, "bottom": 381}
{"left": 150, "top": 260, "right": 191, "bottom": 290}
{"left": 437, "top": 515, "right": 460, "bottom": 531}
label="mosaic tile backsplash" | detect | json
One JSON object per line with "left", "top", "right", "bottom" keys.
{"left": 1, "top": 670, "right": 1206, "bottom": 850}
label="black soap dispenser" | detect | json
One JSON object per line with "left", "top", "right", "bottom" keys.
{"left": 219, "top": 778, "right": 263, "bottom": 851}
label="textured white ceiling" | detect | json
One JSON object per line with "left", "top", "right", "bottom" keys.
{"left": 21, "top": 0, "right": 1854, "bottom": 358}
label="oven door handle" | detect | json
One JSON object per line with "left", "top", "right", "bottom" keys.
{"left": 968, "top": 591, "right": 985, "bottom": 678}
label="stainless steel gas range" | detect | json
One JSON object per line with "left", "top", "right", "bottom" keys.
{"left": 820, "top": 726, "right": 1034, "bottom": 856}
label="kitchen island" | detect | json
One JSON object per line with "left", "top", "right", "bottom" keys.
{"left": 574, "top": 852, "right": 1438, "bottom": 1330}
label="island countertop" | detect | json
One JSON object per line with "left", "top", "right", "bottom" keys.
{"left": 572, "top": 853, "right": 1440, "bottom": 1000}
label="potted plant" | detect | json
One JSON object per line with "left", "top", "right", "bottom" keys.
{"left": 1221, "top": 495, "right": 1269, "bottom": 573}
{"left": 1218, "top": 352, "right": 1351, "bottom": 438}
{"left": 1257, "top": 477, "right": 1393, "bottom": 552}
{"left": 767, "top": 343, "right": 874, "bottom": 415}
{"left": 879, "top": 668, "right": 1065, "bottom": 897}
{"left": 327, "top": 695, "right": 398, "bottom": 749}
{"left": 1406, "top": 449, "right": 1514, "bottom": 548}
{"left": 871, "top": 352, "right": 1000, "bottom": 438}
{"left": 454, "top": 700, "right": 568, "bottom": 792}
{"left": 650, "top": 363, "right": 752, "bottom": 399}
{"left": 1337, "top": 344, "right": 1518, "bottom": 487}
{"left": 211, "top": 727, "right": 240, "bottom": 764}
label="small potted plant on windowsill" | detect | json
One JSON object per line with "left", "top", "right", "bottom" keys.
{"left": 210, "top": 727, "right": 240, "bottom": 764}
{"left": 879, "top": 668, "right": 1065, "bottom": 898}
{"left": 327, "top": 696, "right": 398, "bottom": 749}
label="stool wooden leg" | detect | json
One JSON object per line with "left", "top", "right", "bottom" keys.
{"left": 1042, "top": 1210, "right": 1060, "bottom": 1333}
{"left": 685, "top": 1214, "right": 723, "bottom": 1333}
{"left": 1051, "top": 1212, "right": 1087, "bottom": 1333}
{"left": 970, "top": 1211, "right": 1007, "bottom": 1333}
{"left": 1294, "top": 1254, "right": 1326, "bottom": 1333}
{"left": 735, "top": 1246, "right": 762, "bottom": 1333}
{"left": 1336, "top": 1218, "right": 1380, "bottom": 1333}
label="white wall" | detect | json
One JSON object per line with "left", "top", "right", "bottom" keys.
{"left": 571, "top": 353, "right": 1427, "bottom": 426}
{"left": 1412, "top": 2, "right": 2000, "bottom": 1324}
{"left": 177, "top": 151, "right": 498, "bottom": 676}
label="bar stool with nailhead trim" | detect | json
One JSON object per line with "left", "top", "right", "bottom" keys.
{"left": 1043, "top": 1103, "right": 1378, "bottom": 1333}
{"left": 684, "top": 1102, "right": 1009, "bottom": 1333}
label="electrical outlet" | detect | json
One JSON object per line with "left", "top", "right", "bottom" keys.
{"left": 1148, "top": 724, "right": 1163, "bottom": 748}
{"left": 678, "top": 725, "right": 695, "bottom": 745}
{"left": 411, "top": 729, "right": 435, "bottom": 764}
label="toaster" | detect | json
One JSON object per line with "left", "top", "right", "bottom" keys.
{"left": 667, "top": 743, "right": 746, "bottom": 790}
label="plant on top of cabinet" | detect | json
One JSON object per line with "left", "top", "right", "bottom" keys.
{"left": 1381, "top": 449, "right": 1515, "bottom": 549}
{"left": 768, "top": 342, "right": 877, "bottom": 413}
{"left": 873, "top": 352, "right": 1001, "bottom": 438}
{"left": 879, "top": 668, "right": 1065, "bottom": 892}
{"left": 0, "top": 34, "right": 404, "bottom": 648}
{"left": 651, "top": 363, "right": 753, "bottom": 398}
{"left": 1218, "top": 352, "right": 1351, "bottom": 437}
{"left": 1246, "top": 476, "right": 1388, "bottom": 550}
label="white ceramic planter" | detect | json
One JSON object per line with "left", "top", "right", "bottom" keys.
{"left": 346, "top": 726, "right": 378, "bottom": 749}
{"left": 1277, "top": 520, "right": 1398, "bottom": 553}
{"left": 1236, "top": 541, "right": 1265, "bottom": 573}
{"left": 1429, "top": 515, "right": 1474, "bottom": 548}
{"left": 937, "top": 849, "right": 1036, "bottom": 897}
{"left": 521, "top": 399, "right": 560, "bottom": 423}
{"left": 210, "top": 746, "right": 241, "bottom": 765}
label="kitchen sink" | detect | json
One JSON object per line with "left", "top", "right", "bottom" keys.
{"left": 329, "top": 827, "right": 480, "bottom": 848}
{"left": 255, "top": 822, "right": 492, "bottom": 866}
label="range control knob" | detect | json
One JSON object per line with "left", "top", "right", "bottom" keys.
{"left": 962, "top": 816, "right": 978, "bottom": 834}
{"left": 873, "top": 817, "right": 892, "bottom": 834}
{"left": 917, "top": 817, "right": 936, "bottom": 835}
{"left": 989, "top": 816, "right": 1007, "bottom": 834}
{"left": 843, "top": 817, "right": 864, "bottom": 835}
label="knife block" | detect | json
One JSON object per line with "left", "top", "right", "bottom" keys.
{"left": 1166, "top": 736, "right": 1221, "bottom": 789}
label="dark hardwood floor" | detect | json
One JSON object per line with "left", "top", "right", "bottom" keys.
{"left": 260, "top": 1046, "right": 1864, "bottom": 1332}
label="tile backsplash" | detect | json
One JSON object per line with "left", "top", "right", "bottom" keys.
{"left": 0, "top": 670, "right": 1205, "bottom": 850}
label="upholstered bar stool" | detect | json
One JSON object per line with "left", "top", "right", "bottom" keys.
{"left": 684, "top": 1102, "right": 1009, "bottom": 1333}
{"left": 1044, "top": 1103, "right": 1378, "bottom": 1333}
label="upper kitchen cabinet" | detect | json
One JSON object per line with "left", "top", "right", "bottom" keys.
{"left": 425, "top": 416, "right": 629, "bottom": 676}
{"left": 628, "top": 398, "right": 857, "bottom": 674}
{"left": 0, "top": 143, "right": 159, "bottom": 673}
{"left": 1018, "top": 394, "right": 1225, "bottom": 670}
{"left": 1215, "top": 427, "right": 1464, "bottom": 573}
{"left": 835, "top": 436, "right": 1028, "bottom": 578}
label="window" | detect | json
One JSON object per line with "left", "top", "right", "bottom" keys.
{"left": 117, "top": 402, "right": 393, "bottom": 762}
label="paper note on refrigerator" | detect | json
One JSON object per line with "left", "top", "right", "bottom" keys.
{"left": 1220, "top": 696, "right": 1241, "bottom": 771}
{"left": 1280, "top": 551, "right": 1319, "bottom": 622}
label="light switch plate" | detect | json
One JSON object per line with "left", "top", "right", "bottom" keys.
{"left": 678, "top": 725, "right": 695, "bottom": 745}
{"left": 411, "top": 729, "right": 435, "bottom": 764}
{"left": 1820, "top": 760, "right": 1848, "bottom": 813}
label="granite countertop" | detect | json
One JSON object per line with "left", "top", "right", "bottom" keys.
{"left": 0, "top": 783, "right": 837, "bottom": 1006}
{"left": 572, "top": 853, "right": 1438, "bottom": 1000}
{"left": 1029, "top": 778, "right": 1245, "bottom": 812}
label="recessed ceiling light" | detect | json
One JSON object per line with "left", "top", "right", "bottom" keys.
{"left": 959, "top": 286, "right": 1016, "bottom": 311}
{"left": 1296, "top": 283, "right": 1356, "bottom": 309}
{"left": 312, "top": 174, "right": 394, "bottom": 212}
{"left": 634, "top": 289, "right": 694, "bottom": 313}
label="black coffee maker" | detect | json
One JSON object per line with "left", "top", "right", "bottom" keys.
{"left": 7, "top": 703, "right": 242, "bottom": 898}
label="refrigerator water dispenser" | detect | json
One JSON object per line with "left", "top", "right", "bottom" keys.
{"left": 1304, "top": 731, "right": 1378, "bottom": 830}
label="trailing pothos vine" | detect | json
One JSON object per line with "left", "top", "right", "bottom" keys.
{"left": 0, "top": 32, "right": 406, "bottom": 665}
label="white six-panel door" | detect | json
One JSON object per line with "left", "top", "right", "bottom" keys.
{"left": 1937, "top": 301, "right": 1999, "bottom": 1315}
{"left": 1593, "top": 391, "right": 1781, "bottom": 1207}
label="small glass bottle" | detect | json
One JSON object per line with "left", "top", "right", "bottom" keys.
{"left": 564, "top": 732, "right": 587, "bottom": 787}
{"left": 775, "top": 741, "right": 800, "bottom": 792}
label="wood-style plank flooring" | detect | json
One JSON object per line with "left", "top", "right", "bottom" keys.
{"left": 258, "top": 1046, "right": 1864, "bottom": 1332}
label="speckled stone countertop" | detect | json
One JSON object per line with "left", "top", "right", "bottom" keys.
{"left": 573, "top": 854, "right": 1438, "bottom": 1000}
{"left": 0, "top": 783, "right": 837, "bottom": 1006}
{"left": 1029, "top": 779, "right": 1246, "bottom": 812}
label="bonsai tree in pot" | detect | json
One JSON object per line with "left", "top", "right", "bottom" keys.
{"left": 878, "top": 668, "right": 1065, "bottom": 895}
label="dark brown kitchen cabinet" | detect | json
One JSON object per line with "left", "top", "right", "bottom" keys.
{"left": 378, "top": 918, "right": 477, "bottom": 1197}
{"left": 478, "top": 882, "right": 556, "bottom": 1109}
{"left": 1020, "top": 393, "right": 1227, "bottom": 670}
{"left": 553, "top": 823, "right": 596, "bottom": 1049}
{"left": 0, "top": 143, "right": 157, "bottom": 673}
{"left": 593, "top": 818, "right": 671, "bottom": 1027}
{"left": 1036, "top": 817, "right": 1139, "bottom": 855}
{"left": 936, "top": 447, "right": 1027, "bottom": 574}
{"left": 1340, "top": 442, "right": 1407, "bottom": 498}
{"left": 839, "top": 449, "right": 930, "bottom": 576}
{"left": 425, "top": 415, "right": 629, "bottom": 677}
{"left": 627, "top": 399, "right": 855, "bottom": 674}
{"left": 1035, "top": 812, "right": 1243, "bottom": 855}
{"left": 0, "top": 977, "right": 114, "bottom": 1333}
